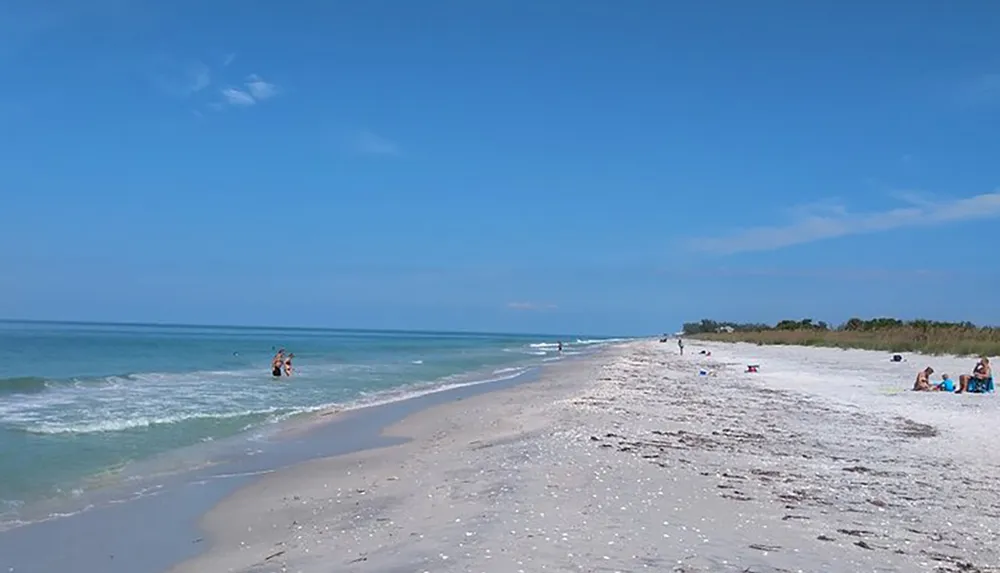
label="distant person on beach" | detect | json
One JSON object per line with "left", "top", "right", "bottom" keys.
{"left": 271, "top": 349, "right": 285, "bottom": 377}
{"left": 678, "top": 338, "right": 684, "bottom": 355}
{"left": 956, "top": 357, "right": 991, "bottom": 393}
{"left": 283, "top": 353, "right": 295, "bottom": 377}
{"left": 934, "top": 373, "right": 955, "bottom": 392}
{"left": 913, "top": 367, "right": 934, "bottom": 391}
{"left": 557, "top": 341, "right": 563, "bottom": 352}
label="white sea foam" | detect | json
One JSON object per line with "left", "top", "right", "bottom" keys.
{"left": 574, "top": 337, "right": 629, "bottom": 345}
{"left": 491, "top": 367, "right": 522, "bottom": 375}
{"left": 20, "top": 407, "right": 287, "bottom": 435}
{"left": 319, "top": 367, "right": 533, "bottom": 414}
{"left": 19, "top": 366, "right": 535, "bottom": 437}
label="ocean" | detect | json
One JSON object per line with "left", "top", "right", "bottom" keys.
{"left": 0, "top": 320, "right": 623, "bottom": 530}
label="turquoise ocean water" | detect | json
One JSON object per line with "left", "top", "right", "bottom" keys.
{"left": 0, "top": 321, "right": 623, "bottom": 529}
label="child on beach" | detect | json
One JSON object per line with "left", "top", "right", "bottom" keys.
{"left": 934, "top": 374, "right": 955, "bottom": 392}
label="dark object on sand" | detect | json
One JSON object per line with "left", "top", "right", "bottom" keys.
{"left": 746, "top": 364, "right": 759, "bottom": 373}
{"left": 891, "top": 354, "right": 903, "bottom": 362}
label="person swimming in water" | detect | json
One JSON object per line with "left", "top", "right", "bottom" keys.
{"left": 283, "top": 353, "right": 295, "bottom": 377}
{"left": 271, "top": 349, "right": 285, "bottom": 377}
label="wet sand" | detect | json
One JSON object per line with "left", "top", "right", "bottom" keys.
{"left": 171, "top": 340, "right": 999, "bottom": 573}
{"left": 0, "top": 369, "right": 542, "bottom": 573}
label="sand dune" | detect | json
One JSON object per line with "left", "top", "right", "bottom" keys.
{"left": 171, "top": 340, "right": 999, "bottom": 573}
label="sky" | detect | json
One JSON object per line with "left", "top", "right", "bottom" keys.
{"left": 1, "top": 1, "right": 999, "bottom": 336}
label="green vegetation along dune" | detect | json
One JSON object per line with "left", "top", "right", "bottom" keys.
{"left": 683, "top": 317, "right": 1000, "bottom": 356}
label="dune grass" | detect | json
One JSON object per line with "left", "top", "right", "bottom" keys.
{"left": 692, "top": 327, "right": 1000, "bottom": 357}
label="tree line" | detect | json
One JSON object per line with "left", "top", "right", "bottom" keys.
{"left": 681, "top": 317, "right": 988, "bottom": 336}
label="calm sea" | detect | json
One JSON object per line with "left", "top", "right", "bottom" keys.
{"left": 0, "top": 321, "right": 623, "bottom": 529}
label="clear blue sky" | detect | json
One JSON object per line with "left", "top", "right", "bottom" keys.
{"left": 2, "top": 1, "right": 999, "bottom": 335}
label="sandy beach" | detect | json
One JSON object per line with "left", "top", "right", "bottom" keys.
{"left": 171, "top": 340, "right": 1000, "bottom": 573}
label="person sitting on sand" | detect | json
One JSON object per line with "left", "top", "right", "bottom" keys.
{"left": 283, "top": 353, "right": 295, "bottom": 377}
{"left": 271, "top": 349, "right": 285, "bottom": 378}
{"left": 956, "top": 357, "right": 991, "bottom": 394}
{"left": 913, "top": 367, "right": 934, "bottom": 391}
{"left": 933, "top": 373, "right": 955, "bottom": 393}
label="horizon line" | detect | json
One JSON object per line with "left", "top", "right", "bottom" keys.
{"left": 0, "top": 317, "right": 635, "bottom": 341}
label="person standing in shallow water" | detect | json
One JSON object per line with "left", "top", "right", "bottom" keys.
{"left": 271, "top": 349, "right": 285, "bottom": 377}
{"left": 283, "top": 353, "right": 295, "bottom": 377}
{"left": 678, "top": 338, "right": 684, "bottom": 355}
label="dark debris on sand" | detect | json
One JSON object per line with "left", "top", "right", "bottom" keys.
{"left": 575, "top": 349, "right": 999, "bottom": 573}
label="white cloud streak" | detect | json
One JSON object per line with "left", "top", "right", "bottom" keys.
{"left": 221, "top": 87, "right": 256, "bottom": 106}
{"left": 688, "top": 191, "right": 1000, "bottom": 255}
{"left": 245, "top": 74, "right": 277, "bottom": 101}
{"left": 218, "top": 74, "right": 279, "bottom": 108}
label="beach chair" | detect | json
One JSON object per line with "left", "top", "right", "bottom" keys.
{"left": 967, "top": 377, "right": 995, "bottom": 394}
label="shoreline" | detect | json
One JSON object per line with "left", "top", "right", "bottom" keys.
{"left": 168, "top": 343, "right": 623, "bottom": 573}
{"left": 0, "top": 322, "right": 609, "bottom": 530}
{"left": 173, "top": 339, "right": 997, "bottom": 573}
{"left": 0, "top": 353, "right": 552, "bottom": 533}
{"left": 0, "top": 347, "right": 615, "bottom": 573}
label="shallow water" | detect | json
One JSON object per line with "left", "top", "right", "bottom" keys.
{"left": 0, "top": 320, "right": 622, "bottom": 527}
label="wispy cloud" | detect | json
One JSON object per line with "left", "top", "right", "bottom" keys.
{"left": 507, "top": 302, "right": 558, "bottom": 311}
{"left": 245, "top": 74, "right": 278, "bottom": 101}
{"left": 688, "top": 191, "right": 1000, "bottom": 255}
{"left": 217, "top": 74, "right": 279, "bottom": 108}
{"left": 352, "top": 130, "right": 401, "bottom": 156}
{"left": 148, "top": 50, "right": 279, "bottom": 112}
{"left": 221, "top": 87, "right": 256, "bottom": 106}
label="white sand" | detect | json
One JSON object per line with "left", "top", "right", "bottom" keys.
{"left": 170, "top": 341, "right": 999, "bottom": 573}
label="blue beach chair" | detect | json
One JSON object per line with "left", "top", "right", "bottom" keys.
{"left": 966, "top": 377, "right": 995, "bottom": 394}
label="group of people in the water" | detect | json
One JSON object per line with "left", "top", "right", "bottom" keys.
{"left": 913, "top": 356, "right": 992, "bottom": 393}
{"left": 271, "top": 349, "right": 294, "bottom": 378}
